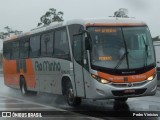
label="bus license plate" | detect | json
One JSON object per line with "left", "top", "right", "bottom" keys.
{"left": 124, "top": 89, "right": 135, "bottom": 93}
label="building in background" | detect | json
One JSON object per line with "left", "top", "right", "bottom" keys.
{"left": 153, "top": 37, "right": 160, "bottom": 86}
{"left": 0, "top": 39, "right": 3, "bottom": 71}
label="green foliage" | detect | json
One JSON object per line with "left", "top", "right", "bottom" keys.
{"left": 114, "top": 8, "right": 129, "bottom": 18}
{"left": 38, "top": 8, "right": 64, "bottom": 27}
{"left": 0, "top": 26, "right": 22, "bottom": 39}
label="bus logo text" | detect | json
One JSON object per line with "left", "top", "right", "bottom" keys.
{"left": 35, "top": 61, "right": 61, "bottom": 71}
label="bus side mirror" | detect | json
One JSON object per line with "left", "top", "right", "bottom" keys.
{"left": 85, "top": 37, "right": 91, "bottom": 50}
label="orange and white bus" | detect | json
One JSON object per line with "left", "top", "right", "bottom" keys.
{"left": 3, "top": 18, "right": 157, "bottom": 106}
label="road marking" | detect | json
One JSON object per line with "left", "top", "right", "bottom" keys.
{"left": 0, "top": 95, "right": 65, "bottom": 111}
{"left": 0, "top": 103, "right": 29, "bottom": 104}
{"left": 127, "top": 98, "right": 139, "bottom": 102}
{"left": 0, "top": 95, "right": 100, "bottom": 119}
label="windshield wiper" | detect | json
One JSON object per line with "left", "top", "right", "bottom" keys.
{"left": 114, "top": 51, "right": 129, "bottom": 70}
{"left": 142, "top": 36, "right": 148, "bottom": 68}
{"left": 114, "top": 28, "right": 129, "bottom": 70}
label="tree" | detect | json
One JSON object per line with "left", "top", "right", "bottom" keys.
{"left": 0, "top": 32, "right": 5, "bottom": 39}
{"left": 37, "top": 8, "right": 64, "bottom": 27}
{"left": 0, "top": 26, "right": 22, "bottom": 39}
{"left": 4, "top": 26, "right": 12, "bottom": 33}
{"left": 114, "top": 8, "right": 129, "bottom": 18}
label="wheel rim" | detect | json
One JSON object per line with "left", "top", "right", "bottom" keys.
{"left": 21, "top": 83, "right": 26, "bottom": 95}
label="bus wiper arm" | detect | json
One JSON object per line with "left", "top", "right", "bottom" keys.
{"left": 114, "top": 51, "right": 128, "bottom": 70}
{"left": 142, "top": 36, "right": 148, "bottom": 67}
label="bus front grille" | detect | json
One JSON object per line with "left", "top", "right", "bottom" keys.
{"left": 111, "top": 80, "right": 148, "bottom": 88}
{"left": 112, "top": 88, "right": 147, "bottom": 96}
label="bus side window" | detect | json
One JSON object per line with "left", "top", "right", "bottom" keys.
{"left": 30, "top": 35, "right": 40, "bottom": 58}
{"left": 54, "top": 29, "right": 70, "bottom": 60}
{"left": 41, "top": 32, "right": 53, "bottom": 57}
{"left": 20, "top": 39, "right": 29, "bottom": 58}
{"left": 73, "top": 35, "right": 82, "bottom": 64}
{"left": 3, "top": 42, "right": 12, "bottom": 59}
{"left": 12, "top": 41, "right": 19, "bottom": 59}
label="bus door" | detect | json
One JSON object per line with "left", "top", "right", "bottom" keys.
{"left": 73, "top": 34, "right": 86, "bottom": 97}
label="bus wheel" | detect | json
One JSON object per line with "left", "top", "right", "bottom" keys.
{"left": 20, "top": 77, "right": 28, "bottom": 95}
{"left": 115, "top": 97, "right": 128, "bottom": 102}
{"left": 66, "top": 84, "right": 81, "bottom": 107}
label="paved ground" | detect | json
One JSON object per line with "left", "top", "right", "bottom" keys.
{"left": 0, "top": 95, "right": 99, "bottom": 120}
{"left": 0, "top": 74, "right": 160, "bottom": 120}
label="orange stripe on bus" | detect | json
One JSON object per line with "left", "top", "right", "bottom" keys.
{"left": 25, "top": 59, "right": 36, "bottom": 88}
{"left": 3, "top": 58, "right": 36, "bottom": 89}
{"left": 97, "top": 68, "right": 155, "bottom": 83}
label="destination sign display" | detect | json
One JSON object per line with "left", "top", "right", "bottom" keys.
{"left": 94, "top": 28, "right": 117, "bottom": 33}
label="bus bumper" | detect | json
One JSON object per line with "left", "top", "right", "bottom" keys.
{"left": 88, "top": 76, "right": 157, "bottom": 100}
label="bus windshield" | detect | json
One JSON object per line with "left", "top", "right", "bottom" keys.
{"left": 88, "top": 26, "right": 155, "bottom": 70}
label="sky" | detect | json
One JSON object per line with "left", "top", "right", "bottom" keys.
{"left": 0, "top": 0, "right": 159, "bottom": 38}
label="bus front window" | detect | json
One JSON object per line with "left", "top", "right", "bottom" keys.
{"left": 88, "top": 26, "right": 155, "bottom": 71}
{"left": 122, "top": 27, "right": 155, "bottom": 69}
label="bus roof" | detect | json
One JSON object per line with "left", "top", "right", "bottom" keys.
{"left": 4, "top": 17, "right": 146, "bottom": 42}
{"left": 66, "top": 18, "right": 146, "bottom": 26}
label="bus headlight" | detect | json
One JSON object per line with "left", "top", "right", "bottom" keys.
{"left": 147, "top": 74, "right": 156, "bottom": 81}
{"left": 101, "top": 78, "right": 110, "bottom": 84}
{"left": 91, "top": 74, "right": 111, "bottom": 84}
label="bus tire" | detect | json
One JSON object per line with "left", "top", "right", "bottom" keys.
{"left": 115, "top": 97, "right": 128, "bottom": 102}
{"left": 20, "top": 77, "right": 29, "bottom": 95}
{"left": 66, "top": 82, "right": 81, "bottom": 107}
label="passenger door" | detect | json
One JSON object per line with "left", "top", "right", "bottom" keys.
{"left": 73, "top": 34, "right": 85, "bottom": 97}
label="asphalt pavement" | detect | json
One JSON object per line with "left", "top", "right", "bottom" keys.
{"left": 0, "top": 73, "right": 160, "bottom": 120}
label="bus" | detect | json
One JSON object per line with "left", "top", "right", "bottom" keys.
{"left": 3, "top": 18, "right": 157, "bottom": 106}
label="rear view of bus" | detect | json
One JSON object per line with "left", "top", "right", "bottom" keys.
{"left": 72, "top": 18, "right": 156, "bottom": 104}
